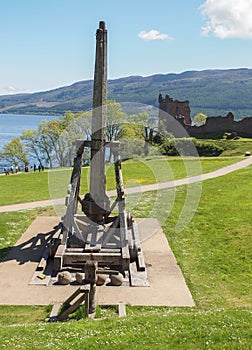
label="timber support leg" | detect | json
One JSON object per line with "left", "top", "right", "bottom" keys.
{"left": 57, "top": 285, "right": 91, "bottom": 321}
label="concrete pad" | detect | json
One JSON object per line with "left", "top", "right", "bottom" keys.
{"left": 0, "top": 216, "right": 194, "bottom": 306}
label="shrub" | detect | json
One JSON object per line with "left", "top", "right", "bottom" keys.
{"left": 158, "top": 138, "right": 177, "bottom": 156}
{"left": 195, "top": 142, "right": 224, "bottom": 156}
{"left": 158, "top": 138, "right": 224, "bottom": 157}
{"left": 120, "top": 139, "right": 145, "bottom": 159}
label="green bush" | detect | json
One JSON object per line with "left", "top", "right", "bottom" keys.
{"left": 120, "top": 139, "right": 145, "bottom": 159}
{"left": 158, "top": 138, "right": 224, "bottom": 157}
{"left": 159, "top": 138, "right": 195, "bottom": 156}
{"left": 158, "top": 138, "right": 176, "bottom": 156}
{"left": 195, "top": 141, "right": 224, "bottom": 156}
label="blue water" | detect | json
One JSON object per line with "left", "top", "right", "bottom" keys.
{"left": 0, "top": 113, "right": 58, "bottom": 169}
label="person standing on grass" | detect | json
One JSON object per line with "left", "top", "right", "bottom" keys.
{"left": 3, "top": 167, "right": 9, "bottom": 175}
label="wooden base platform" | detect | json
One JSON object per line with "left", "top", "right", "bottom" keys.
{"left": 0, "top": 216, "right": 194, "bottom": 307}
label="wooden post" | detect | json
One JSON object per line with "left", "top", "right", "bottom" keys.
{"left": 89, "top": 21, "right": 110, "bottom": 222}
{"left": 85, "top": 258, "right": 98, "bottom": 314}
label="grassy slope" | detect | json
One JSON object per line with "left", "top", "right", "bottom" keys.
{"left": 0, "top": 156, "right": 241, "bottom": 206}
{"left": 0, "top": 160, "right": 251, "bottom": 348}
{"left": 202, "top": 138, "right": 252, "bottom": 156}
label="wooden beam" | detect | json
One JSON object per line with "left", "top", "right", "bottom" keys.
{"left": 36, "top": 250, "right": 49, "bottom": 272}
{"left": 118, "top": 302, "right": 126, "bottom": 317}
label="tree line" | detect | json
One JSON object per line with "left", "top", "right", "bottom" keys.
{"left": 0, "top": 101, "right": 156, "bottom": 169}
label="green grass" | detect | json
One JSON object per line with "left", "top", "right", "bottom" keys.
{"left": 0, "top": 207, "right": 55, "bottom": 262}
{"left": 125, "top": 167, "right": 252, "bottom": 309}
{"left": 0, "top": 156, "right": 242, "bottom": 206}
{"left": 0, "top": 305, "right": 50, "bottom": 326}
{"left": 120, "top": 156, "right": 241, "bottom": 185}
{"left": 0, "top": 171, "right": 51, "bottom": 205}
{"left": 0, "top": 309, "right": 251, "bottom": 349}
{"left": 201, "top": 138, "right": 252, "bottom": 156}
{"left": 0, "top": 159, "right": 251, "bottom": 348}
{"left": 163, "top": 168, "right": 252, "bottom": 309}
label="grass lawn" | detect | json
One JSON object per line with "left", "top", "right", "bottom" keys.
{"left": 0, "top": 207, "right": 55, "bottom": 262}
{"left": 0, "top": 156, "right": 242, "bottom": 206}
{"left": 0, "top": 159, "right": 251, "bottom": 348}
{"left": 201, "top": 138, "right": 252, "bottom": 157}
{"left": 0, "top": 309, "right": 250, "bottom": 349}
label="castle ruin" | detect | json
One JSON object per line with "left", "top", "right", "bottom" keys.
{"left": 158, "top": 93, "right": 252, "bottom": 138}
{"left": 158, "top": 93, "right": 192, "bottom": 126}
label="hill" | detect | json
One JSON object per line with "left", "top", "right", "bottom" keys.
{"left": 1, "top": 68, "right": 252, "bottom": 119}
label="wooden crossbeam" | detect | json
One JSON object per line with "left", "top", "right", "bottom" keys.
{"left": 57, "top": 285, "right": 90, "bottom": 321}
{"left": 36, "top": 250, "right": 49, "bottom": 272}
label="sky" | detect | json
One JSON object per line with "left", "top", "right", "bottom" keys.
{"left": 0, "top": 0, "right": 252, "bottom": 95}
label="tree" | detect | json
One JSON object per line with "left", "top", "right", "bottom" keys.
{"left": 106, "top": 101, "right": 127, "bottom": 141}
{"left": 120, "top": 123, "right": 144, "bottom": 140}
{"left": 1, "top": 137, "right": 28, "bottom": 166}
{"left": 20, "top": 129, "right": 43, "bottom": 167}
{"left": 58, "top": 111, "right": 92, "bottom": 166}
{"left": 127, "top": 112, "right": 157, "bottom": 155}
{"left": 37, "top": 111, "right": 92, "bottom": 167}
{"left": 193, "top": 113, "right": 208, "bottom": 126}
{"left": 106, "top": 101, "right": 127, "bottom": 161}
{"left": 37, "top": 119, "right": 63, "bottom": 167}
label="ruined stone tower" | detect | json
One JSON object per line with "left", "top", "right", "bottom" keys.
{"left": 158, "top": 93, "right": 191, "bottom": 126}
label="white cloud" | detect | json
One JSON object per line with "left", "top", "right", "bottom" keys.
{"left": 200, "top": 0, "right": 252, "bottom": 39}
{"left": 6, "top": 86, "right": 19, "bottom": 93}
{"left": 0, "top": 86, "right": 23, "bottom": 95}
{"left": 138, "top": 29, "right": 173, "bottom": 41}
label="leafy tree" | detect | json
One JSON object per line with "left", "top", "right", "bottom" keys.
{"left": 128, "top": 112, "right": 149, "bottom": 125}
{"left": 106, "top": 100, "right": 127, "bottom": 142}
{"left": 193, "top": 113, "right": 208, "bottom": 126}
{"left": 36, "top": 111, "right": 92, "bottom": 167}
{"left": 20, "top": 129, "right": 43, "bottom": 167}
{"left": 105, "top": 101, "right": 127, "bottom": 161}
{"left": 37, "top": 119, "right": 63, "bottom": 167}
{"left": 120, "top": 123, "right": 144, "bottom": 140}
{"left": 127, "top": 112, "right": 157, "bottom": 155}
{"left": 58, "top": 111, "right": 92, "bottom": 166}
{"left": 1, "top": 137, "right": 28, "bottom": 166}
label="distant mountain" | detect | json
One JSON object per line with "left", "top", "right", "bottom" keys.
{"left": 1, "top": 68, "right": 252, "bottom": 120}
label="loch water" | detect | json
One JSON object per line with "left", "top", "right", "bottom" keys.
{"left": 0, "top": 113, "right": 58, "bottom": 169}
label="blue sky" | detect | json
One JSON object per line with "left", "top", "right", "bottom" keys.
{"left": 0, "top": 0, "right": 252, "bottom": 95}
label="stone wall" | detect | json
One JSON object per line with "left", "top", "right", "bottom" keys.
{"left": 158, "top": 92, "right": 252, "bottom": 138}
{"left": 185, "top": 112, "right": 252, "bottom": 138}
{"left": 159, "top": 93, "right": 191, "bottom": 126}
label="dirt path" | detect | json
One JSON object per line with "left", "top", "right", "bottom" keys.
{"left": 1, "top": 157, "right": 252, "bottom": 213}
